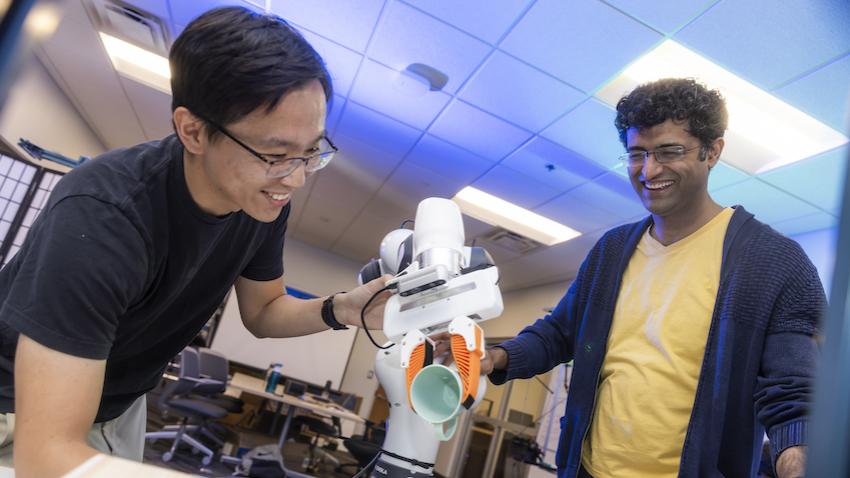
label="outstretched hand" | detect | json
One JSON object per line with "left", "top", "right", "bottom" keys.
{"left": 336, "top": 275, "right": 395, "bottom": 329}
{"left": 430, "top": 332, "right": 505, "bottom": 375}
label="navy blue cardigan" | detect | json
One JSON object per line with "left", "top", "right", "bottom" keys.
{"left": 491, "top": 206, "right": 824, "bottom": 478}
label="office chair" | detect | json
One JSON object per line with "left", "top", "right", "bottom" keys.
{"left": 145, "top": 347, "right": 228, "bottom": 466}
{"left": 336, "top": 421, "right": 386, "bottom": 474}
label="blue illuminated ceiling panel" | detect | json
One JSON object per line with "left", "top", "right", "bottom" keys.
{"left": 366, "top": 1, "right": 491, "bottom": 94}
{"left": 401, "top": 0, "right": 533, "bottom": 44}
{"left": 472, "top": 164, "right": 561, "bottom": 209}
{"left": 774, "top": 54, "right": 850, "bottom": 133}
{"left": 760, "top": 146, "right": 849, "bottom": 216}
{"left": 674, "top": 0, "right": 850, "bottom": 90}
{"left": 460, "top": 51, "right": 585, "bottom": 132}
{"left": 296, "top": 29, "right": 363, "bottom": 97}
{"left": 335, "top": 102, "right": 421, "bottom": 157}
{"left": 275, "top": 0, "right": 384, "bottom": 52}
{"left": 602, "top": 0, "right": 719, "bottom": 35}
{"left": 711, "top": 178, "right": 821, "bottom": 224}
{"left": 500, "top": 0, "right": 661, "bottom": 93}
{"left": 429, "top": 100, "right": 531, "bottom": 160}
{"left": 501, "top": 137, "right": 606, "bottom": 192}
{"left": 541, "top": 98, "right": 624, "bottom": 170}
{"left": 405, "top": 135, "right": 494, "bottom": 184}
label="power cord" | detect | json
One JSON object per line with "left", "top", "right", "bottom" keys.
{"left": 361, "top": 284, "right": 396, "bottom": 350}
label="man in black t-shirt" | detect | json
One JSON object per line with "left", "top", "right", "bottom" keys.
{"left": 0, "top": 7, "right": 391, "bottom": 477}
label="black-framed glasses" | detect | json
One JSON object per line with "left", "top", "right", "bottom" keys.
{"left": 619, "top": 145, "right": 702, "bottom": 167}
{"left": 204, "top": 118, "right": 337, "bottom": 179}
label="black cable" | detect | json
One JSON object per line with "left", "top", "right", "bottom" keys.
{"left": 399, "top": 219, "right": 414, "bottom": 229}
{"left": 361, "top": 284, "right": 395, "bottom": 350}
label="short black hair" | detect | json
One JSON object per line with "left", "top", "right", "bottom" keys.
{"left": 614, "top": 78, "right": 727, "bottom": 149}
{"left": 169, "top": 6, "right": 332, "bottom": 138}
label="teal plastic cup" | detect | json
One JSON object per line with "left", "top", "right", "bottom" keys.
{"left": 409, "top": 364, "right": 464, "bottom": 440}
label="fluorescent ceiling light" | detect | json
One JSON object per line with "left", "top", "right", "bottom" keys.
{"left": 452, "top": 186, "right": 581, "bottom": 246}
{"left": 595, "top": 40, "right": 848, "bottom": 174}
{"left": 99, "top": 32, "right": 171, "bottom": 94}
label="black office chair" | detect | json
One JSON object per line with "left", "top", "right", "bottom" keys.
{"left": 196, "top": 347, "right": 244, "bottom": 413}
{"left": 145, "top": 348, "right": 228, "bottom": 466}
{"left": 336, "top": 420, "right": 386, "bottom": 474}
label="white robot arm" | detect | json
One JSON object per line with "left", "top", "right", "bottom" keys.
{"left": 357, "top": 198, "right": 504, "bottom": 478}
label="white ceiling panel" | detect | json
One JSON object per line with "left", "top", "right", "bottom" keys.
{"left": 602, "top": 0, "right": 719, "bottom": 35}
{"left": 400, "top": 0, "right": 533, "bottom": 44}
{"left": 560, "top": 173, "right": 645, "bottom": 220}
{"left": 40, "top": 7, "right": 147, "bottom": 149}
{"left": 472, "top": 164, "right": 561, "bottom": 210}
{"left": 501, "top": 0, "right": 661, "bottom": 93}
{"left": 294, "top": 192, "right": 364, "bottom": 249}
{"left": 771, "top": 211, "right": 838, "bottom": 237}
{"left": 169, "top": 0, "right": 261, "bottom": 27}
{"left": 536, "top": 192, "right": 631, "bottom": 234}
{"left": 496, "top": 231, "right": 602, "bottom": 290}
{"left": 331, "top": 199, "right": 415, "bottom": 261}
{"left": 429, "top": 100, "right": 531, "bottom": 160}
{"left": 273, "top": 0, "right": 385, "bottom": 53}
{"left": 335, "top": 102, "right": 421, "bottom": 156}
{"left": 326, "top": 95, "right": 346, "bottom": 135}
{"left": 376, "top": 160, "right": 467, "bottom": 212}
{"left": 774, "top": 53, "right": 850, "bottom": 134}
{"left": 502, "top": 137, "right": 606, "bottom": 192}
{"left": 348, "top": 60, "right": 451, "bottom": 129}
{"left": 405, "top": 135, "right": 494, "bottom": 184}
{"left": 541, "top": 98, "right": 624, "bottom": 170}
{"left": 760, "top": 146, "right": 849, "bottom": 216}
{"left": 674, "top": 0, "right": 850, "bottom": 90}
{"left": 707, "top": 162, "right": 750, "bottom": 192}
{"left": 331, "top": 133, "right": 405, "bottom": 182}
{"left": 460, "top": 51, "right": 585, "bottom": 132}
{"left": 366, "top": 1, "right": 492, "bottom": 94}
{"left": 308, "top": 161, "right": 379, "bottom": 210}
{"left": 119, "top": 77, "right": 173, "bottom": 141}
{"left": 296, "top": 29, "right": 364, "bottom": 98}
{"left": 711, "top": 178, "right": 822, "bottom": 225}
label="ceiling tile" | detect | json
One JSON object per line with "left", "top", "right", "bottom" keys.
{"left": 366, "top": 1, "right": 492, "bottom": 94}
{"left": 496, "top": 231, "right": 602, "bottom": 291}
{"left": 501, "top": 0, "right": 661, "bottom": 93}
{"left": 335, "top": 102, "right": 422, "bottom": 157}
{"left": 674, "top": 0, "right": 850, "bottom": 90}
{"left": 774, "top": 53, "right": 850, "bottom": 134}
{"left": 541, "top": 98, "right": 624, "bottom": 170}
{"left": 293, "top": 193, "right": 360, "bottom": 249}
{"left": 760, "top": 146, "right": 848, "bottom": 215}
{"left": 273, "top": 0, "right": 384, "bottom": 53}
{"left": 603, "top": 0, "right": 719, "bottom": 34}
{"left": 331, "top": 201, "right": 407, "bottom": 261}
{"left": 405, "top": 135, "right": 494, "bottom": 184}
{"left": 296, "top": 29, "right": 363, "bottom": 97}
{"left": 326, "top": 95, "right": 345, "bottom": 134}
{"left": 376, "top": 160, "right": 468, "bottom": 214}
{"left": 400, "top": 0, "right": 533, "bottom": 44}
{"left": 536, "top": 193, "right": 629, "bottom": 234}
{"left": 331, "top": 133, "right": 406, "bottom": 181}
{"left": 119, "top": 77, "right": 173, "bottom": 141}
{"left": 41, "top": 14, "right": 146, "bottom": 149}
{"left": 472, "top": 164, "right": 561, "bottom": 210}
{"left": 287, "top": 173, "right": 318, "bottom": 230}
{"left": 708, "top": 161, "right": 750, "bottom": 192}
{"left": 309, "top": 161, "right": 379, "bottom": 211}
{"left": 502, "top": 137, "right": 606, "bottom": 192}
{"left": 711, "top": 178, "right": 821, "bottom": 224}
{"left": 169, "top": 0, "right": 261, "bottom": 27}
{"left": 562, "top": 173, "right": 645, "bottom": 219}
{"left": 460, "top": 51, "right": 585, "bottom": 132}
{"left": 429, "top": 100, "right": 531, "bottom": 160}
{"left": 348, "top": 60, "right": 451, "bottom": 129}
{"left": 770, "top": 211, "right": 838, "bottom": 237}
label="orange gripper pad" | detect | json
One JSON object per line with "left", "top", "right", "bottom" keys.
{"left": 451, "top": 326, "right": 484, "bottom": 409}
{"left": 406, "top": 343, "right": 428, "bottom": 407}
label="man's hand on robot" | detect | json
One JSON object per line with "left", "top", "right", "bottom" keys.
{"left": 335, "top": 274, "right": 395, "bottom": 329}
{"left": 430, "top": 331, "right": 497, "bottom": 375}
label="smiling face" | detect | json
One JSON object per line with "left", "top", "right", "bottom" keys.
{"left": 626, "top": 119, "right": 721, "bottom": 222}
{"left": 182, "top": 79, "right": 328, "bottom": 222}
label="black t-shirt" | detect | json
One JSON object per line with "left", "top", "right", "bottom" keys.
{"left": 0, "top": 135, "right": 289, "bottom": 422}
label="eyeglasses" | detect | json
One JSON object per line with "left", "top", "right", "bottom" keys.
{"left": 203, "top": 117, "right": 337, "bottom": 179}
{"left": 619, "top": 145, "right": 702, "bottom": 167}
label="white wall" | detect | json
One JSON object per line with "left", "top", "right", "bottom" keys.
{"left": 211, "top": 237, "right": 363, "bottom": 390}
{"left": 791, "top": 227, "right": 839, "bottom": 295}
{"left": 0, "top": 55, "right": 103, "bottom": 168}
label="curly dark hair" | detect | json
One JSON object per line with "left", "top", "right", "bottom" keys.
{"left": 169, "top": 6, "right": 332, "bottom": 139}
{"left": 614, "top": 78, "right": 728, "bottom": 149}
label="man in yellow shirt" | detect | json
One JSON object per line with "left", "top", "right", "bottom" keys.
{"left": 467, "top": 79, "right": 822, "bottom": 478}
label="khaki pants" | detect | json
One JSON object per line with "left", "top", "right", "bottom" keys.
{"left": 0, "top": 395, "right": 147, "bottom": 467}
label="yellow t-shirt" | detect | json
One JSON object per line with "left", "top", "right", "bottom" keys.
{"left": 581, "top": 208, "right": 734, "bottom": 478}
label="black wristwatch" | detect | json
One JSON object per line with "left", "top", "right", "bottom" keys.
{"left": 321, "top": 292, "right": 349, "bottom": 330}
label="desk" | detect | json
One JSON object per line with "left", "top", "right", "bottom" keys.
{"left": 227, "top": 373, "right": 364, "bottom": 478}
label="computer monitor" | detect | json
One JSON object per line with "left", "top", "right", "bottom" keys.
{"left": 283, "top": 378, "right": 307, "bottom": 397}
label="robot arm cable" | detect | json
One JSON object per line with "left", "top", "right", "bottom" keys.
{"left": 361, "top": 284, "right": 396, "bottom": 350}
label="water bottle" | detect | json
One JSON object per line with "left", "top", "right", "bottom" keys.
{"left": 265, "top": 363, "right": 282, "bottom": 393}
